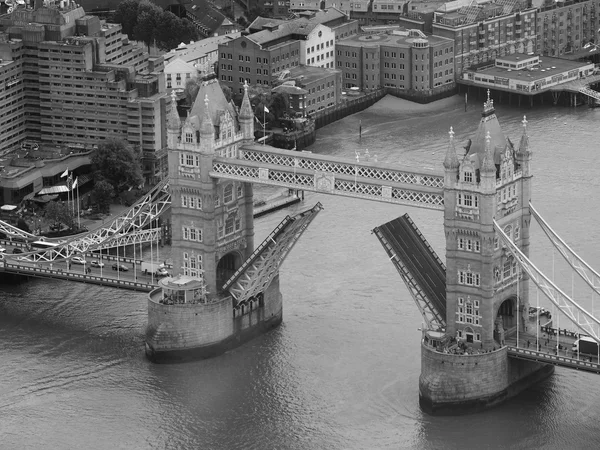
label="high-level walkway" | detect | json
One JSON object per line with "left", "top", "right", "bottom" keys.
{"left": 373, "top": 214, "right": 446, "bottom": 330}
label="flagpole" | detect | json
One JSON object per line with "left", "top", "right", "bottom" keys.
{"left": 76, "top": 178, "right": 80, "bottom": 229}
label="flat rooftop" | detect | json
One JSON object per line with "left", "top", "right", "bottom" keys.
{"left": 338, "top": 31, "right": 451, "bottom": 48}
{"left": 289, "top": 65, "right": 340, "bottom": 84}
{"left": 471, "top": 55, "right": 591, "bottom": 84}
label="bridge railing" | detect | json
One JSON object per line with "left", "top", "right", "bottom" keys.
{"left": 2, "top": 261, "right": 155, "bottom": 292}
{"left": 508, "top": 346, "right": 600, "bottom": 374}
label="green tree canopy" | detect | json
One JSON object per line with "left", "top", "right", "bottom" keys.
{"left": 92, "top": 139, "right": 143, "bottom": 194}
{"left": 113, "top": 0, "right": 199, "bottom": 51}
{"left": 45, "top": 201, "right": 73, "bottom": 229}
{"left": 91, "top": 180, "right": 115, "bottom": 214}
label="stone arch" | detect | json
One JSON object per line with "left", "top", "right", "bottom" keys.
{"left": 216, "top": 250, "right": 243, "bottom": 293}
{"left": 494, "top": 296, "right": 516, "bottom": 345}
{"left": 464, "top": 325, "right": 475, "bottom": 343}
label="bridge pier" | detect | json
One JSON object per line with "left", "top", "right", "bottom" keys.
{"left": 419, "top": 343, "right": 554, "bottom": 415}
{"left": 418, "top": 93, "right": 553, "bottom": 414}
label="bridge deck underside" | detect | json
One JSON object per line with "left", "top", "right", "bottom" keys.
{"left": 224, "top": 203, "right": 323, "bottom": 305}
{"left": 374, "top": 214, "right": 447, "bottom": 326}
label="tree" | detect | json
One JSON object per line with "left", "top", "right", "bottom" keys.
{"left": 91, "top": 180, "right": 115, "bottom": 214}
{"left": 221, "top": 83, "right": 233, "bottom": 103}
{"left": 184, "top": 78, "right": 203, "bottom": 106}
{"left": 113, "top": 0, "right": 199, "bottom": 51}
{"left": 134, "top": 2, "right": 161, "bottom": 50}
{"left": 44, "top": 201, "right": 73, "bottom": 229}
{"left": 92, "top": 139, "right": 144, "bottom": 195}
{"left": 16, "top": 217, "right": 30, "bottom": 233}
{"left": 115, "top": 0, "right": 140, "bottom": 37}
{"left": 270, "top": 92, "right": 290, "bottom": 119}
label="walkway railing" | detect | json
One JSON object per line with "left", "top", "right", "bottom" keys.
{"left": 508, "top": 346, "right": 600, "bottom": 374}
{"left": 2, "top": 262, "right": 155, "bottom": 292}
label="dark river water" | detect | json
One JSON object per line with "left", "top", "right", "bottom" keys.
{"left": 2, "top": 95, "right": 600, "bottom": 449}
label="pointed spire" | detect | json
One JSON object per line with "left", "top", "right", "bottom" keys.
{"left": 239, "top": 81, "right": 253, "bottom": 120}
{"left": 518, "top": 115, "right": 530, "bottom": 154}
{"left": 443, "top": 126, "right": 460, "bottom": 170}
{"left": 481, "top": 131, "right": 496, "bottom": 174}
{"left": 167, "top": 90, "right": 181, "bottom": 131}
{"left": 200, "top": 94, "right": 214, "bottom": 137}
{"left": 483, "top": 89, "right": 495, "bottom": 116}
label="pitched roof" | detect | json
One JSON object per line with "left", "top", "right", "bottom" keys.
{"left": 164, "top": 57, "right": 197, "bottom": 73}
{"left": 187, "top": 79, "right": 237, "bottom": 130}
{"left": 467, "top": 95, "right": 506, "bottom": 166}
{"left": 181, "top": 0, "right": 228, "bottom": 37}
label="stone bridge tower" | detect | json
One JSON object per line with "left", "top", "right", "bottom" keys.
{"left": 443, "top": 95, "right": 533, "bottom": 349}
{"left": 166, "top": 80, "right": 256, "bottom": 295}
{"left": 419, "top": 94, "right": 552, "bottom": 414}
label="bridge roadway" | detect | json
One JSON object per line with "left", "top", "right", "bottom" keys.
{"left": 1, "top": 256, "right": 161, "bottom": 292}
{"left": 375, "top": 214, "right": 447, "bottom": 321}
{"left": 504, "top": 324, "right": 600, "bottom": 375}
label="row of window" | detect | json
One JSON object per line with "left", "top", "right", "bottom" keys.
{"left": 457, "top": 237, "right": 481, "bottom": 252}
{"left": 458, "top": 270, "right": 481, "bottom": 286}
{"left": 218, "top": 215, "right": 242, "bottom": 238}
{"left": 182, "top": 252, "right": 203, "bottom": 278}
{"left": 457, "top": 193, "right": 479, "bottom": 208}
{"left": 182, "top": 226, "right": 203, "bottom": 242}
{"left": 182, "top": 194, "right": 203, "bottom": 210}
{"left": 306, "top": 40, "right": 334, "bottom": 54}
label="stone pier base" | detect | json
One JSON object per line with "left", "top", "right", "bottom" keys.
{"left": 419, "top": 342, "right": 554, "bottom": 415}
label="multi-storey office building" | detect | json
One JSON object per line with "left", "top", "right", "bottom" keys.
{"left": 336, "top": 29, "right": 455, "bottom": 93}
{"left": 432, "top": 0, "right": 536, "bottom": 76}
{"left": 0, "top": 3, "right": 169, "bottom": 183}
{"left": 536, "top": 0, "right": 600, "bottom": 58}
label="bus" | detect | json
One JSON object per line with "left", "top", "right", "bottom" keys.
{"left": 31, "top": 240, "right": 59, "bottom": 250}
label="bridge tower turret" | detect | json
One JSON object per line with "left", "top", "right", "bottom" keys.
{"left": 239, "top": 82, "right": 255, "bottom": 145}
{"left": 147, "top": 80, "right": 265, "bottom": 362}
{"left": 421, "top": 94, "right": 551, "bottom": 413}
{"left": 166, "top": 80, "right": 255, "bottom": 297}
{"left": 166, "top": 91, "right": 181, "bottom": 149}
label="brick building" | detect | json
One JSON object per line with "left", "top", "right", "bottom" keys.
{"left": 432, "top": 0, "right": 536, "bottom": 76}
{"left": 535, "top": 0, "right": 600, "bottom": 58}
{"left": 336, "top": 29, "right": 455, "bottom": 93}
{"left": 287, "top": 65, "right": 342, "bottom": 114}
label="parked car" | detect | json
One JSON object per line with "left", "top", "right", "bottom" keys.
{"left": 112, "top": 263, "right": 128, "bottom": 272}
{"left": 12, "top": 248, "right": 23, "bottom": 254}
{"left": 71, "top": 256, "right": 86, "bottom": 265}
{"left": 90, "top": 260, "right": 105, "bottom": 268}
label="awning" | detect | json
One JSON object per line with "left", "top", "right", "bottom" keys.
{"left": 38, "top": 185, "right": 69, "bottom": 195}
{"left": 31, "top": 194, "right": 59, "bottom": 203}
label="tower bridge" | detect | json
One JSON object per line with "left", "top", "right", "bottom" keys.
{"left": 1, "top": 82, "right": 599, "bottom": 413}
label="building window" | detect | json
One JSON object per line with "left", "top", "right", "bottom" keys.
{"left": 225, "top": 216, "right": 235, "bottom": 235}
{"left": 185, "top": 132, "right": 193, "bottom": 143}
{"left": 223, "top": 184, "right": 233, "bottom": 203}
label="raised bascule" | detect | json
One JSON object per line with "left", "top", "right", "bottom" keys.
{"left": 2, "top": 85, "right": 600, "bottom": 413}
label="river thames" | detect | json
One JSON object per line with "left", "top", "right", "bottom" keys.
{"left": 1, "top": 94, "right": 600, "bottom": 449}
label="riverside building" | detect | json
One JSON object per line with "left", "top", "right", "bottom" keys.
{"left": 336, "top": 29, "right": 455, "bottom": 94}
{"left": 0, "top": 2, "right": 170, "bottom": 184}
{"left": 432, "top": 0, "right": 536, "bottom": 77}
